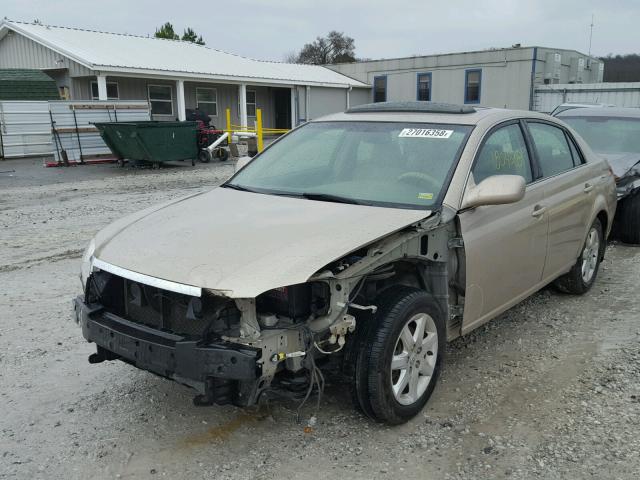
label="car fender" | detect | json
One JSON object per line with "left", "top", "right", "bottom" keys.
{"left": 583, "top": 174, "right": 617, "bottom": 250}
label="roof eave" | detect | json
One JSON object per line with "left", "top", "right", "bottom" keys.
{"left": 96, "top": 66, "right": 369, "bottom": 88}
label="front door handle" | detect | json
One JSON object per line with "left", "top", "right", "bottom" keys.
{"left": 584, "top": 183, "right": 594, "bottom": 193}
{"left": 532, "top": 204, "right": 546, "bottom": 217}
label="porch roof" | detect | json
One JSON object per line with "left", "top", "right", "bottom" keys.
{"left": 0, "top": 20, "right": 369, "bottom": 89}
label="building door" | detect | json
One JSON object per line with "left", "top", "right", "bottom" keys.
{"left": 273, "top": 88, "right": 291, "bottom": 129}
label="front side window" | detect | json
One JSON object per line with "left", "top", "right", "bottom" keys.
{"left": 90, "top": 81, "right": 119, "bottom": 100}
{"left": 148, "top": 85, "right": 173, "bottom": 116}
{"left": 373, "top": 76, "right": 387, "bottom": 103}
{"left": 465, "top": 69, "right": 482, "bottom": 104}
{"left": 196, "top": 88, "right": 217, "bottom": 116}
{"left": 472, "top": 123, "right": 532, "bottom": 184}
{"left": 417, "top": 73, "right": 431, "bottom": 101}
{"left": 560, "top": 115, "right": 640, "bottom": 155}
{"left": 227, "top": 121, "right": 472, "bottom": 209}
{"left": 527, "top": 122, "right": 574, "bottom": 177}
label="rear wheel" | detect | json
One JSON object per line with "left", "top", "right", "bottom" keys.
{"left": 216, "top": 148, "right": 229, "bottom": 162}
{"left": 554, "top": 218, "right": 603, "bottom": 294}
{"left": 614, "top": 190, "right": 640, "bottom": 244}
{"left": 350, "top": 286, "right": 445, "bottom": 424}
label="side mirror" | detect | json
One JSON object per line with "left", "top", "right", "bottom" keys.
{"left": 462, "top": 174, "right": 526, "bottom": 209}
{"left": 235, "top": 156, "right": 253, "bottom": 172}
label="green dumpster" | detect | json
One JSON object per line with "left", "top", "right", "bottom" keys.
{"left": 94, "top": 121, "right": 198, "bottom": 167}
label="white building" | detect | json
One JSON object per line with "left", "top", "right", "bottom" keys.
{"left": 329, "top": 46, "right": 604, "bottom": 110}
{"left": 0, "top": 20, "right": 370, "bottom": 129}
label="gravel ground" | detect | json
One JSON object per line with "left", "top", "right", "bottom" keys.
{"left": 1, "top": 159, "right": 639, "bottom": 480}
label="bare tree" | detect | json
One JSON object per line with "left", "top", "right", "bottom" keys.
{"left": 288, "top": 31, "right": 356, "bottom": 65}
{"left": 283, "top": 51, "right": 299, "bottom": 63}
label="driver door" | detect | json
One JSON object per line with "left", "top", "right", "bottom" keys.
{"left": 458, "top": 121, "right": 549, "bottom": 334}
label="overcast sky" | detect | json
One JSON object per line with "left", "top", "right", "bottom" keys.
{"left": 3, "top": 0, "right": 639, "bottom": 61}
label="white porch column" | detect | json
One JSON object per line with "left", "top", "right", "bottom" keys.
{"left": 305, "top": 85, "right": 311, "bottom": 122}
{"left": 176, "top": 80, "right": 186, "bottom": 121}
{"left": 96, "top": 74, "right": 108, "bottom": 100}
{"left": 290, "top": 87, "right": 297, "bottom": 128}
{"left": 239, "top": 83, "right": 248, "bottom": 129}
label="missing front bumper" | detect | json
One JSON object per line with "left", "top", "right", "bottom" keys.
{"left": 73, "top": 296, "right": 262, "bottom": 403}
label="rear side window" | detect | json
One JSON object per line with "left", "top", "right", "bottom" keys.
{"left": 472, "top": 123, "right": 533, "bottom": 184}
{"left": 528, "top": 122, "right": 574, "bottom": 177}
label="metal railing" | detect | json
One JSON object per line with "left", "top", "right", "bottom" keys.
{"left": 224, "top": 108, "right": 290, "bottom": 153}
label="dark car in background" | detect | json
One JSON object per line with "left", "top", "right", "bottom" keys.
{"left": 555, "top": 107, "right": 640, "bottom": 244}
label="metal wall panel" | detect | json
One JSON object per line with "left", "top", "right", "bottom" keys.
{"left": 533, "top": 83, "right": 640, "bottom": 113}
{"left": 48, "top": 100, "right": 151, "bottom": 162}
{"left": 308, "top": 86, "right": 347, "bottom": 119}
{"left": 0, "top": 101, "right": 53, "bottom": 158}
{"left": 0, "top": 31, "right": 91, "bottom": 76}
{"left": 0, "top": 100, "right": 150, "bottom": 160}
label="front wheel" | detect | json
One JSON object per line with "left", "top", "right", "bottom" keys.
{"left": 351, "top": 286, "right": 445, "bottom": 424}
{"left": 554, "top": 218, "right": 603, "bottom": 294}
{"left": 198, "top": 150, "right": 212, "bottom": 163}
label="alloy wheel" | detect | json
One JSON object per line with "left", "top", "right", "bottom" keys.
{"left": 390, "top": 313, "right": 438, "bottom": 405}
{"left": 581, "top": 227, "right": 600, "bottom": 283}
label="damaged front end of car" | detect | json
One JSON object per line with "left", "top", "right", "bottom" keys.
{"left": 74, "top": 209, "right": 465, "bottom": 408}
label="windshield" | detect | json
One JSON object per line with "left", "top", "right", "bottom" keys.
{"left": 226, "top": 121, "right": 472, "bottom": 209}
{"left": 561, "top": 116, "right": 640, "bottom": 155}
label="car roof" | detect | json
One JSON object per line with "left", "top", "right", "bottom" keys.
{"left": 315, "top": 102, "right": 553, "bottom": 126}
{"left": 556, "top": 106, "right": 640, "bottom": 118}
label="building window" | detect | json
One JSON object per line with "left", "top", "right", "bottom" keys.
{"left": 464, "top": 69, "right": 482, "bottom": 104}
{"left": 416, "top": 73, "right": 432, "bottom": 101}
{"left": 90, "top": 81, "right": 119, "bottom": 100}
{"left": 247, "top": 90, "right": 256, "bottom": 117}
{"left": 196, "top": 88, "right": 217, "bottom": 116}
{"left": 373, "top": 76, "right": 387, "bottom": 103}
{"left": 147, "top": 85, "right": 173, "bottom": 116}
{"left": 238, "top": 90, "right": 257, "bottom": 117}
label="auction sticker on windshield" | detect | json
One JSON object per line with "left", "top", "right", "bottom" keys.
{"left": 399, "top": 128, "right": 453, "bottom": 139}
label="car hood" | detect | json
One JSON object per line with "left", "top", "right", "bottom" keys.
{"left": 93, "top": 187, "right": 431, "bottom": 298}
{"left": 599, "top": 152, "right": 640, "bottom": 179}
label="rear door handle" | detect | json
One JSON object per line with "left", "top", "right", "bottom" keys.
{"left": 584, "top": 183, "right": 594, "bottom": 193}
{"left": 532, "top": 205, "right": 546, "bottom": 217}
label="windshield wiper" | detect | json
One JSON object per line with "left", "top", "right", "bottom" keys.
{"left": 301, "top": 192, "right": 365, "bottom": 205}
{"left": 222, "top": 183, "right": 258, "bottom": 193}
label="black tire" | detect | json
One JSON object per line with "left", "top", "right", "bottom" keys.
{"left": 554, "top": 218, "right": 603, "bottom": 294}
{"left": 217, "top": 148, "right": 229, "bottom": 162}
{"left": 343, "top": 308, "right": 377, "bottom": 419}
{"left": 351, "top": 285, "right": 445, "bottom": 425}
{"left": 198, "top": 150, "right": 212, "bottom": 163}
{"left": 614, "top": 190, "right": 640, "bottom": 245}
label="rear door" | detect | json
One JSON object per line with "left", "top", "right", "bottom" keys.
{"left": 525, "top": 121, "right": 595, "bottom": 281}
{"left": 458, "top": 121, "right": 548, "bottom": 334}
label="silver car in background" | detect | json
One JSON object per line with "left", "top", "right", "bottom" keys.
{"left": 74, "top": 102, "right": 616, "bottom": 424}
{"left": 556, "top": 107, "right": 640, "bottom": 244}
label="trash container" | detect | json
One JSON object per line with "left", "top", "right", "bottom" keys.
{"left": 94, "top": 121, "right": 198, "bottom": 167}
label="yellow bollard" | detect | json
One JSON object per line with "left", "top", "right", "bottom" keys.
{"left": 256, "top": 108, "right": 264, "bottom": 153}
{"left": 226, "top": 108, "right": 232, "bottom": 144}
